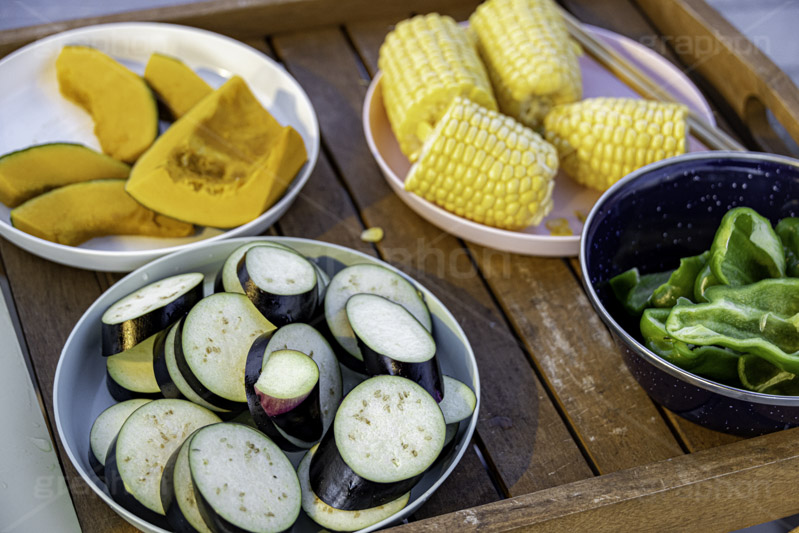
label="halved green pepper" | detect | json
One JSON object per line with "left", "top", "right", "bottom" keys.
{"left": 609, "top": 267, "right": 672, "bottom": 316}
{"left": 641, "top": 307, "right": 740, "bottom": 382}
{"left": 738, "top": 354, "right": 799, "bottom": 395}
{"left": 666, "top": 278, "right": 799, "bottom": 374}
{"left": 776, "top": 217, "right": 799, "bottom": 278}
{"left": 651, "top": 250, "right": 709, "bottom": 308}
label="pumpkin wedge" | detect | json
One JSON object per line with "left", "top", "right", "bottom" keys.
{"left": 0, "top": 143, "right": 130, "bottom": 207}
{"left": 10, "top": 179, "right": 195, "bottom": 246}
{"left": 126, "top": 75, "right": 307, "bottom": 228}
{"left": 56, "top": 45, "right": 158, "bottom": 163}
{"left": 143, "top": 53, "right": 212, "bottom": 119}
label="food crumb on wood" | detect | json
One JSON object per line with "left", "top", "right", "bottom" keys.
{"left": 360, "top": 227, "right": 384, "bottom": 243}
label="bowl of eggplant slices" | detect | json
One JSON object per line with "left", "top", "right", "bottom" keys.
{"left": 54, "top": 236, "right": 479, "bottom": 533}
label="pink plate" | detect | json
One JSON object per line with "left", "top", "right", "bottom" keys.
{"left": 363, "top": 24, "right": 714, "bottom": 257}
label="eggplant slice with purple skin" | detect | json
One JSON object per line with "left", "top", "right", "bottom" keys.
{"left": 299, "top": 444, "right": 410, "bottom": 532}
{"left": 101, "top": 272, "right": 204, "bottom": 357}
{"left": 104, "top": 399, "right": 220, "bottom": 529}
{"left": 188, "top": 423, "right": 301, "bottom": 533}
{"left": 106, "top": 332, "right": 164, "bottom": 402}
{"left": 160, "top": 432, "right": 213, "bottom": 533}
{"left": 310, "top": 375, "right": 445, "bottom": 511}
{"left": 347, "top": 293, "right": 444, "bottom": 402}
{"left": 237, "top": 245, "right": 318, "bottom": 327}
{"left": 254, "top": 348, "right": 323, "bottom": 443}
{"left": 89, "top": 398, "right": 152, "bottom": 483}
{"left": 218, "top": 241, "right": 296, "bottom": 294}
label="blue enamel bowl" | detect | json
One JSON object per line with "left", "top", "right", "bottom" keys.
{"left": 580, "top": 151, "right": 799, "bottom": 436}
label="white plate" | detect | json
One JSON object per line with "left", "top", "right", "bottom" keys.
{"left": 364, "top": 25, "right": 715, "bottom": 256}
{"left": 0, "top": 22, "right": 320, "bottom": 271}
{"left": 53, "top": 237, "right": 480, "bottom": 533}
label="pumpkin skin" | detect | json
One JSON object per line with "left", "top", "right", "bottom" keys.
{"left": 56, "top": 45, "right": 158, "bottom": 163}
{"left": 143, "top": 53, "right": 212, "bottom": 119}
{"left": 126, "top": 75, "right": 307, "bottom": 228}
{"left": 10, "top": 179, "right": 195, "bottom": 246}
{"left": 0, "top": 143, "right": 130, "bottom": 207}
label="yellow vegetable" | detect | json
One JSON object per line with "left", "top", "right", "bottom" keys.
{"left": 0, "top": 143, "right": 129, "bottom": 207}
{"left": 126, "top": 75, "right": 307, "bottom": 228}
{"left": 144, "top": 53, "right": 212, "bottom": 118}
{"left": 544, "top": 97, "right": 688, "bottom": 191}
{"left": 405, "top": 96, "right": 559, "bottom": 230}
{"left": 10, "top": 179, "right": 194, "bottom": 246}
{"left": 469, "top": 0, "right": 582, "bottom": 130}
{"left": 56, "top": 46, "right": 158, "bottom": 163}
{"left": 378, "top": 13, "right": 496, "bottom": 162}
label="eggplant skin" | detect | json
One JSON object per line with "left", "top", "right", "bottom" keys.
{"left": 358, "top": 340, "right": 444, "bottom": 402}
{"left": 243, "top": 333, "right": 306, "bottom": 452}
{"left": 101, "top": 283, "right": 202, "bottom": 357}
{"left": 308, "top": 429, "right": 423, "bottom": 511}
{"left": 161, "top": 443, "right": 205, "bottom": 533}
{"left": 237, "top": 257, "right": 318, "bottom": 327}
{"left": 152, "top": 326, "right": 182, "bottom": 399}
{"left": 104, "top": 437, "right": 172, "bottom": 530}
{"left": 105, "top": 367, "right": 162, "bottom": 402}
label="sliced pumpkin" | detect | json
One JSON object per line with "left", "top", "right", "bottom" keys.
{"left": 143, "top": 53, "right": 212, "bottom": 119}
{"left": 0, "top": 143, "right": 130, "bottom": 207}
{"left": 126, "top": 75, "right": 307, "bottom": 228}
{"left": 56, "top": 45, "right": 158, "bottom": 163}
{"left": 10, "top": 179, "right": 195, "bottom": 246}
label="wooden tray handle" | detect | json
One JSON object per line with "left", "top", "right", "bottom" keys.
{"left": 634, "top": 0, "right": 799, "bottom": 154}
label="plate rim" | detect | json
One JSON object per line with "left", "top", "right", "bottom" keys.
{"left": 363, "top": 23, "right": 716, "bottom": 257}
{"left": 53, "top": 235, "right": 480, "bottom": 533}
{"left": 0, "top": 21, "right": 320, "bottom": 271}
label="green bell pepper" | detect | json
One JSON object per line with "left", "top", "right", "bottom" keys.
{"left": 693, "top": 262, "right": 720, "bottom": 303}
{"left": 666, "top": 278, "right": 799, "bottom": 375}
{"left": 738, "top": 354, "right": 799, "bottom": 395}
{"left": 641, "top": 307, "right": 740, "bottom": 381}
{"left": 776, "top": 217, "right": 799, "bottom": 278}
{"left": 708, "top": 207, "right": 785, "bottom": 286}
{"left": 609, "top": 267, "right": 672, "bottom": 316}
{"left": 650, "top": 250, "right": 709, "bottom": 308}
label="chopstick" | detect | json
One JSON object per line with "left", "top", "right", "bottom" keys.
{"left": 558, "top": 7, "right": 746, "bottom": 152}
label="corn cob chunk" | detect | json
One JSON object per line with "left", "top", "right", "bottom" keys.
{"left": 379, "top": 13, "right": 497, "bottom": 162}
{"left": 469, "top": 0, "right": 582, "bottom": 131}
{"left": 405, "top": 96, "right": 559, "bottom": 230}
{"left": 544, "top": 97, "right": 688, "bottom": 191}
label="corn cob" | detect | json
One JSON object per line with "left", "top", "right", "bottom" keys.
{"left": 378, "top": 13, "right": 497, "bottom": 162}
{"left": 544, "top": 97, "right": 688, "bottom": 191}
{"left": 469, "top": 0, "right": 582, "bottom": 131}
{"left": 405, "top": 96, "right": 559, "bottom": 230}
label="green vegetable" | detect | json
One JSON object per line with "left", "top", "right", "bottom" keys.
{"left": 738, "top": 354, "right": 799, "bottom": 395}
{"left": 641, "top": 307, "right": 740, "bottom": 381}
{"left": 708, "top": 207, "right": 785, "bottom": 286}
{"left": 609, "top": 268, "right": 672, "bottom": 316}
{"left": 666, "top": 278, "right": 799, "bottom": 374}
{"left": 692, "top": 262, "right": 719, "bottom": 303}
{"left": 650, "top": 251, "right": 709, "bottom": 308}
{"left": 776, "top": 217, "right": 799, "bottom": 278}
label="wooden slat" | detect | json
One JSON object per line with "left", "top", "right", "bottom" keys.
{"left": 273, "top": 25, "right": 594, "bottom": 507}
{"left": 0, "top": 241, "right": 135, "bottom": 532}
{"left": 0, "top": 0, "right": 487, "bottom": 59}
{"left": 561, "top": 0, "right": 752, "bottom": 454}
{"left": 633, "top": 0, "right": 799, "bottom": 151}
{"left": 385, "top": 425, "right": 799, "bottom": 532}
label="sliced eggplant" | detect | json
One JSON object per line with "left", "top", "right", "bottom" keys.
{"left": 299, "top": 444, "right": 409, "bottom": 532}
{"left": 177, "top": 293, "right": 276, "bottom": 409}
{"left": 438, "top": 375, "right": 476, "bottom": 425}
{"left": 153, "top": 321, "right": 232, "bottom": 414}
{"left": 89, "top": 398, "right": 152, "bottom": 482}
{"left": 161, "top": 433, "right": 213, "bottom": 533}
{"left": 310, "top": 375, "right": 445, "bottom": 510}
{"left": 106, "top": 333, "right": 163, "bottom": 401}
{"left": 309, "top": 259, "right": 330, "bottom": 304}
{"left": 347, "top": 293, "right": 443, "bottom": 401}
{"left": 219, "top": 241, "right": 295, "bottom": 294}
{"left": 188, "top": 423, "right": 301, "bottom": 533}
{"left": 324, "top": 264, "right": 431, "bottom": 362}
{"left": 254, "top": 349, "right": 323, "bottom": 443}
{"left": 104, "top": 399, "right": 220, "bottom": 525}
{"left": 238, "top": 245, "right": 318, "bottom": 327}
{"left": 101, "top": 272, "right": 204, "bottom": 356}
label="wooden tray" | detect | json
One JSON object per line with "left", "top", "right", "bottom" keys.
{"left": 2, "top": 1, "right": 799, "bottom": 531}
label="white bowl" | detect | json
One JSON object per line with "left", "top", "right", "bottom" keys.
{"left": 54, "top": 236, "right": 480, "bottom": 532}
{"left": 0, "top": 23, "right": 320, "bottom": 272}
